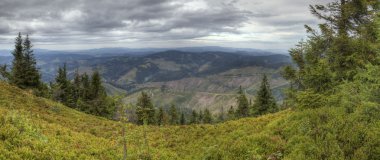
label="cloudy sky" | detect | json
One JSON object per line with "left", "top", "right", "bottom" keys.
{"left": 0, "top": 0, "right": 332, "bottom": 51}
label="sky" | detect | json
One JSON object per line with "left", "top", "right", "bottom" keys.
{"left": 0, "top": 0, "right": 333, "bottom": 51}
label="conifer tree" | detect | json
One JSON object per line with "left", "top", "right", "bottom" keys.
{"left": 54, "top": 63, "right": 70, "bottom": 104}
{"left": 81, "top": 73, "right": 91, "bottom": 100}
{"left": 90, "top": 70, "right": 104, "bottom": 98}
{"left": 252, "top": 74, "right": 278, "bottom": 116}
{"left": 72, "top": 69, "right": 81, "bottom": 103}
{"left": 198, "top": 110, "right": 204, "bottom": 124}
{"left": 10, "top": 33, "right": 25, "bottom": 88}
{"left": 169, "top": 104, "right": 178, "bottom": 125}
{"left": 156, "top": 107, "right": 164, "bottom": 126}
{"left": 235, "top": 86, "right": 249, "bottom": 117}
{"left": 136, "top": 92, "right": 155, "bottom": 125}
{"left": 203, "top": 109, "right": 212, "bottom": 124}
{"left": 190, "top": 110, "right": 198, "bottom": 124}
{"left": 180, "top": 113, "right": 186, "bottom": 125}
{"left": 22, "top": 34, "right": 40, "bottom": 88}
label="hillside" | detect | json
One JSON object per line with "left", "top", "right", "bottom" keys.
{"left": 1, "top": 81, "right": 379, "bottom": 159}
{"left": 1, "top": 50, "right": 290, "bottom": 112}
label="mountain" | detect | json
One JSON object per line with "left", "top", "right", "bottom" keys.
{"left": 0, "top": 49, "right": 291, "bottom": 112}
{"left": 0, "top": 46, "right": 282, "bottom": 57}
{"left": 1, "top": 81, "right": 378, "bottom": 159}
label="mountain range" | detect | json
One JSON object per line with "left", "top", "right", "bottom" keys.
{"left": 0, "top": 47, "right": 291, "bottom": 113}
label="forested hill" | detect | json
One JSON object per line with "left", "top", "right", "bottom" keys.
{"left": 1, "top": 80, "right": 379, "bottom": 159}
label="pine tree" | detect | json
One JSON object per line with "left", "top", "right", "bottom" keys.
{"left": 90, "top": 70, "right": 104, "bottom": 98}
{"left": 253, "top": 74, "right": 277, "bottom": 116}
{"left": 10, "top": 33, "right": 26, "bottom": 88}
{"left": 54, "top": 63, "right": 70, "bottom": 104}
{"left": 136, "top": 92, "right": 155, "bottom": 125}
{"left": 180, "top": 113, "right": 186, "bottom": 125}
{"left": 235, "top": 86, "right": 249, "bottom": 117}
{"left": 190, "top": 110, "right": 198, "bottom": 124}
{"left": 198, "top": 110, "right": 204, "bottom": 124}
{"left": 169, "top": 104, "right": 178, "bottom": 125}
{"left": 81, "top": 73, "right": 91, "bottom": 100}
{"left": 203, "top": 109, "right": 212, "bottom": 124}
{"left": 72, "top": 69, "right": 81, "bottom": 105}
{"left": 156, "top": 107, "right": 164, "bottom": 126}
{"left": 22, "top": 34, "right": 40, "bottom": 88}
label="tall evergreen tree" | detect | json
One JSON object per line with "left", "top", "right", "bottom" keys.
{"left": 54, "top": 63, "right": 70, "bottom": 104}
{"left": 281, "top": 0, "right": 379, "bottom": 108}
{"left": 90, "top": 70, "right": 104, "bottom": 98}
{"left": 10, "top": 33, "right": 25, "bottom": 88}
{"left": 81, "top": 73, "right": 91, "bottom": 100}
{"left": 252, "top": 74, "right": 278, "bottom": 115}
{"left": 180, "top": 113, "right": 186, "bottom": 125}
{"left": 198, "top": 110, "right": 204, "bottom": 124}
{"left": 156, "top": 107, "right": 164, "bottom": 126}
{"left": 22, "top": 34, "right": 40, "bottom": 88}
{"left": 190, "top": 110, "right": 198, "bottom": 124}
{"left": 203, "top": 109, "right": 212, "bottom": 124}
{"left": 169, "top": 104, "right": 178, "bottom": 125}
{"left": 235, "top": 86, "right": 249, "bottom": 117}
{"left": 136, "top": 92, "right": 155, "bottom": 125}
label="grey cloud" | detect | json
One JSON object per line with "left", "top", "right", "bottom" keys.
{"left": 0, "top": 0, "right": 335, "bottom": 51}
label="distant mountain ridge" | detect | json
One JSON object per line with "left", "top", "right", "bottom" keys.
{"left": 0, "top": 48, "right": 291, "bottom": 111}
{"left": 0, "top": 46, "right": 286, "bottom": 57}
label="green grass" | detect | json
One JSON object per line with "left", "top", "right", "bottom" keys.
{"left": 1, "top": 81, "right": 379, "bottom": 159}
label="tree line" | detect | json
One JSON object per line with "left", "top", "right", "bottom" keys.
{"left": 0, "top": 33, "right": 280, "bottom": 125}
{"left": 131, "top": 74, "right": 278, "bottom": 125}
{"left": 0, "top": 33, "right": 115, "bottom": 118}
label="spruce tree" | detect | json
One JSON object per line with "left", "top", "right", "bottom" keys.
{"left": 235, "top": 86, "right": 249, "bottom": 117}
{"left": 23, "top": 34, "right": 40, "bottom": 88}
{"left": 252, "top": 74, "right": 277, "bottom": 116}
{"left": 89, "top": 71, "right": 114, "bottom": 117}
{"left": 10, "top": 33, "right": 25, "bottom": 88}
{"left": 180, "top": 113, "right": 186, "bottom": 125}
{"left": 70, "top": 69, "right": 82, "bottom": 107}
{"left": 54, "top": 63, "right": 70, "bottom": 104}
{"left": 90, "top": 70, "right": 104, "bottom": 98}
{"left": 156, "top": 107, "right": 164, "bottom": 126}
{"left": 169, "top": 104, "right": 178, "bottom": 125}
{"left": 198, "top": 110, "right": 204, "bottom": 124}
{"left": 81, "top": 73, "right": 91, "bottom": 100}
{"left": 203, "top": 109, "right": 212, "bottom": 124}
{"left": 190, "top": 110, "right": 198, "bottom": 124}
{"left": 136, "top": 92, "right": 155, "bottom": 125}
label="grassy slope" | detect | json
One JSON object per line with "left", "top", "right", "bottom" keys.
{"left": 1, "top": 82, "right": 379, "bottom": 159}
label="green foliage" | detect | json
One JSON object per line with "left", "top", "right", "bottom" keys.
{"left": 51, "top": 65, "right": 115, "bottom": 118}
{"left": 252, "top": 74, "right": 278, "bottom": 116}
{"left": 136, "top": 92, "right": 155, "bottom": 125}
{"left": 235, "top": 86, "right": 249, "bottom": 117}
{"left": 1, "top": 79, "right": 380, "bottom": 159}
{"left": 3, "top": 33, "right": 43, "bottom": 94}
{"left": 169, "top": 104, "right": 178, "bottom": 125}
{"left": 203, "top": 109, "right": 212, "bottom": 124}
{"left": 283, "top": 0, "right": 380, "bottom": 109}
{"left": 180, "top": 113, "right": 186, "bottom": 125}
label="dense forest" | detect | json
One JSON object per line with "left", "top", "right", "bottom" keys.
{"left": 0, "top": 0, "right": 380, "bottom": 159}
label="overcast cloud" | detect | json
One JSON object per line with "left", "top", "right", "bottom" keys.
{"left": 0, "top": 0, "right": 333, "bottom": 51}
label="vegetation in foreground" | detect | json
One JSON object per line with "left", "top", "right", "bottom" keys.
{"left": 0, "top": 0, "right": 380, "bottom": 159}
{"left": 1, "top": 78, "right": 380, "bottom": 159}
